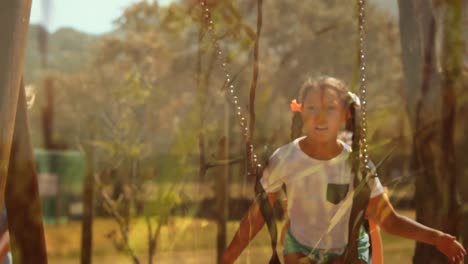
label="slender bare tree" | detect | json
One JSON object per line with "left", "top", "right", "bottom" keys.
{"left": 397, "top": 0, "right": 463, "bottom": 263}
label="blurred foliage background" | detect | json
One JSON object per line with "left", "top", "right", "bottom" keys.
{"left": 20, "top": 0, "right": 468, "bottom": 263}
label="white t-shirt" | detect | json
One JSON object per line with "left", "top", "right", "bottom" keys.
{"left": 260, "top": 136, "right": 384, "bottom": 250}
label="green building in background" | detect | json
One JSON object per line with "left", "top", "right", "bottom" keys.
{"left": 34, "top": 149, "right": 86, "bottom": 224}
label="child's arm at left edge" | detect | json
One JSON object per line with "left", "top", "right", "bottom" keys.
{"left": 366, "top": 193, "right": 466, "bottom": 263}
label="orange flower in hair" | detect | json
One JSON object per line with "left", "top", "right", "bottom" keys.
{"left": 290, "top": 99, "right": 302, "bottom": 112}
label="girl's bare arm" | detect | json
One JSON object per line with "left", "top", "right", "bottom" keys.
{"left": 222, "top": 192, "right": 278, "bottom": 264}
{"left": 366, "top": 193, "right": 466, "bottom": 263}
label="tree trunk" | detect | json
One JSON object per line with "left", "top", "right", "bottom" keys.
{"left": 81, "top": 142, "right": 95, "bottom": 264}
{"left": 0, "top": 0, "right": 32, "bottom": 208}
{"left": 439, "top": 0, "right": 464, "bottom": 262}
{"left": 0, "top": 1, "right": 48, "bottom": 262}
{"left": 215, "top": 136, "right": 229, "bottom": 264}
{"left": 398, "top": 1, "right": 462, "bottom": 263}
{"left": 6, "top": 81, "right": 48, "bottom": 263}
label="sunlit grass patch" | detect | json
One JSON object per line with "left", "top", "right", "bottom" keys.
{"left": 46, "top": 214, "right": 415, "bottom": 263}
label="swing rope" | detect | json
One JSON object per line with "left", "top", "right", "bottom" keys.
{"left": 196, "top": 0, "right": 379, "bottom": 263}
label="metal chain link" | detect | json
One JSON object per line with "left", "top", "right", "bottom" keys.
{"left": 198, "top": 0, "right": 261, "bottom": 175}
{"left": 357, "top": 0, "right": 371, "bottom": 173}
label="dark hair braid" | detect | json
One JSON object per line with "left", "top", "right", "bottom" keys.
{"left": 346, "top": 101, "right": 360, "bottom": 184}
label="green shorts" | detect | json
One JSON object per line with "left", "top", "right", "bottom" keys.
{"left": 283, "top": 226, "right": 370, "bottom": 264}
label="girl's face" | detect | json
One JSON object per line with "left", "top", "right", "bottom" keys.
{"left": 300, "top": 87, "right": 347, "bottom": 143}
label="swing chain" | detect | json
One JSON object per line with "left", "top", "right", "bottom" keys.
{"left": 198, "top": 0, "right": 261, "bottom": 174}
{"left": 358, "top": 0, "right": 371, "bottom": 174}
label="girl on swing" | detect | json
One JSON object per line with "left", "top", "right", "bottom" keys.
{"left": 222, "top": 76, "right": 466, "bottom": 264}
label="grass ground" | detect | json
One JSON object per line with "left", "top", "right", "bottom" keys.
{"left": 45, "top": 210, "right": 416, "bottom": 263}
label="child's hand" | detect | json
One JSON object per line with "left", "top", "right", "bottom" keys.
{"left": 435, "top": 232, "right": 466, "bottom": 263}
